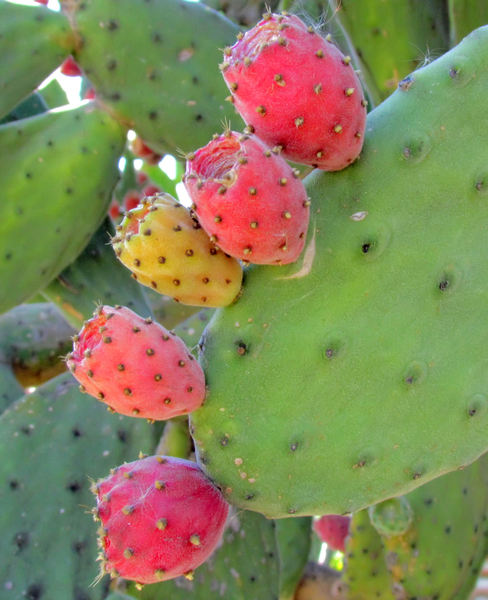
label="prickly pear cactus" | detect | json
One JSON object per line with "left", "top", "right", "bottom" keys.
{"left": 3, "top": 0, "right": 488, "bottom": 598}
{"left": 191, "top": 25, "right": 488, "bottom": 517}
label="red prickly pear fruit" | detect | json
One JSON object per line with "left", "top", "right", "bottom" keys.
{"left": 93, "top": 455, "right": 229, "bottom": 584}
{"left": 66, "top": 305, "right": 206, "bottom": 420}
{"left": 221, "top": 13, "right": 367, "bottom": 171}
{"left": 137, "top": 172, "right": 149, "bottom": 186}
{"left": 313, "top": 515, "right": 351, "bottom": 552}
{"left": 183, "top": 131, "right": 310, "bottom": 265}
{"left": 109, "top": 199, "right": 121, "bottom": 220}
{"left": 143, "top": 184, "right": 161, "bottom": 197}
{"left": 83, "top": 87, "right": 96, "bottom": 100}
{"left": 34, "top": 0, "right": 48, "bottom": 5}
{"left": 131, "top": 137, "right": 163, "bottom": 166}
{"left": 60, "top": 55, "right": 82, "bottom": 77}
{"left": 123, "top": 190, "right": 142, "bottom": 212}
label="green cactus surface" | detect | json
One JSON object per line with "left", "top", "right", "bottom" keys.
{"left": 62, "top": 0, "right": 242, "bottom": 155}
{"left": 0, "top": 302, "right": 74, "bottom": 389}
{"left": 328, "top": 0, "right": 450, "bottom": 104}
{"left": 0, "top": 102, "right": 126, "bottom": 314}
{"left": 0, "top": 92, "right": 48, "bottom": 125}
{"left": 190, "top": 25, "right": 488, "bottom": 517}
{"left": 275, "top": 517, "right": 312, "bottom": 600}
{"left": 0, "top": 1, "right": 74, "bottom": 119}
{"left": 342, "top": 509, "right": 395, "bottom": 600}
{"left": 0, "top": 372, "right": 159, "bottom": 600}
{"left": 381, "top": 453, "right": 488, "bottom": 599}
{"left": 42, "top": 217, "right": 153, "bottom": 329}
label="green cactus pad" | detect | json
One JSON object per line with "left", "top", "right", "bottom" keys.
{"left": 0, "top": 92, "right": 48, "bottom": 125}
{"left": 381, "top": 453, "right": 488, "bottom": 599}
{"left": 123, "top": 508, "right": 281, "bottom": 600}
{"left": 329, "top": 0, "right": 449, "bottom": 104}
{"left": 63, "top": 0, "right": 242, "bottom": 155}
{"left": 275, "top": 517, "right": 312, "bottom": 600}
{"left": 191, "top": 26, "right": 488, "bottom": 517}
{"left": 448, "top": 0, "right": 488, "bottom": 45}
{"left": 0, "top": 302, "right": 74, "bottom": 388}
{"left": 0, "top": 372, "right": 159, "bottom": 600}
{"left": 42, "top": 218, "right": 153, "bottom": 329}
{"left": 0, "top": 1, "right": 74, "bottom": 119}
{"left": 0, "top": 102, "right": 126, "bottom": 315}
{"left": 342, "top": 509, "right": 395, "bottom": 600}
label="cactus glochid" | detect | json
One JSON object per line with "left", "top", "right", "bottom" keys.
{"left": 2, "top": 0, "right": 488, "bottom": 598}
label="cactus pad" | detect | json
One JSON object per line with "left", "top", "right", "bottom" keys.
{"left": 190, "top": 26, "right": 488, "bottom": 517}
{"left": 63, "top": 0, "right": 241, "bottom": 154}
{"left": 0, "top": 102, "right": 126, "bottom": 314}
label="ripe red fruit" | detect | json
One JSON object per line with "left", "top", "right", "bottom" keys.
{"left": 93, "top": 455, "right": 229, "bottom": 584}
{"left": 83, "top": 87, "right": 96, "bottom": 100}
{"left": 123, "top": 190, "right": 142, "bottom": 212}
{"left": 184, "top": 131, "right": 310, "bottom": 265}
{"left": 66, "top": 305, "right": 206, "bottom": 420}
{"left": 221, "top": 13, "right": 366, "bottom": 171}
{"left": 60, "top": 55, "right": 82, "bottom": 77}
{"left": 109, "top": 199, "right": 121, "bottom": 220}
{"left": 143, "top": 184, "right": 161, "bottom": 197}
{"left": 314, "top": 515, "right": 351, "bottom": 552}
{"left": 34, "top": 0, "right": 48, "bottom": 5}
{"left": 131, "top": 137, "right": 163, "bottom": 165}
{"left": 136, "top": 171, "right": 149, "bottom": 186}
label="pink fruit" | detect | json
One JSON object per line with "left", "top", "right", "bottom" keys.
{"left": 93, "top": 455, "right": 229, "bottom": 584}
{"left": 183, "top": 131, "right": 310, "bottom": 265}
{"left": 66, "top": 305, "right": 206, "bottom": 420}
{"left": 132, "top": 137, "right": 162, "bottom": 165}
{"left": 83, "top": 87, "right": 96, "bottom": 100}
{"left": 35, "top": 0, "right": 48, "bottom": 5}
{"left": 143, "top": 184, "right": 161, "bottom": 197}
{"left": 109, "top": 199, "right": 121, "bottom": 220}
{"left": 60, "top": 55, "right": 82, "bottom": 77}
{"left": 221, "top": 13, "right": 367, "bottom": 171}
{"left": 314, "top": 515, "right": 351, "bottom": 552}
{"left": 123, "top": 190, "right": 142, "bottom": 212}
{"left": 136, "top": 171, "right": 149, "bottom": 186}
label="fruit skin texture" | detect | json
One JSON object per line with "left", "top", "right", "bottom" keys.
{"left": 313, "top": 515, "right": 350, "bottom": 553}
{"left": 112, "top": 194, "right": 243, "bottom": 307}
{"left": 184, "top": 131, "right": 310, "bottom": 264}
{"left": 66, "top": 305, "right": 205, "bottom": 420}
{"left": 93, "top": 455, "right": 230, "bottom": 584}
{"left": 221, "top": 13, "right": 366, "bottom": 171}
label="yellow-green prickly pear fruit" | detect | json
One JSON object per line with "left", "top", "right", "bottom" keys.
{"left": 112, "top": 194, "right": 243, "bottom": 308}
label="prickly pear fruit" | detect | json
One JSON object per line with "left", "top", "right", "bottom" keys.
{"left": 184, "top": 131, "right": 310, "bottom": 264}
{"left": 112, "top": 194, "right": 243, "bottom": 307}
{"left": 221, "top": 13, "right": 366, "bottom": 170}
{"left": 131, "top": 137, "right": 162, "bottom": 166}
{"left": 66, "top": 305, "right": 205, "bottom": 420}
{"left": 60, "top": 55, "right": 82, "bottom": 76}
{"left": 313, "top": 515, "right": 350, "bottom": 552}
{"left": 123, "top": 190, "right": 142, "bottom": 212}
{"left": 93, "top": 455, "right": 230, "bottom": 584}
